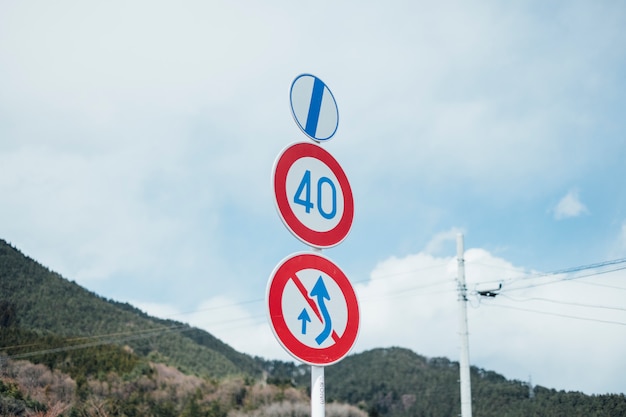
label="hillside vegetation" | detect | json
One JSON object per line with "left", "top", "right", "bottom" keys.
{"left": 0, "top": 240, "right": 258, "bottom": 378}
{"left": 1, "top": 239, "right": 625, "bottom": 416}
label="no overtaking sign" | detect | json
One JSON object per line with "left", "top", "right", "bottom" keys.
{"left": 266, "top": 252, "right": 360, "bottom": 366}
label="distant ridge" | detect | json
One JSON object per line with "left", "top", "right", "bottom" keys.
{"left": 0, "top": 238, "right": 260, "bottom": 377}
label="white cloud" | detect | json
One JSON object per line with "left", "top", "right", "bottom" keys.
{"left": 133, "top": 301, "right": 182, "bottom": 320}
{"left": 133, "top": 297, "right": 292, "bottom": 362}
{"left": 184, "top": 297, "right": 286, "bottom": 361}
{"left": 553, "top": 189, "right": 589, "bottom": 220}
{"left": 352, "top": 246, "right": 626, "bottom": 394}
{"left": 605, "top": 220, "right": 626, "bottom": 261}
{"left": 618, "top": 222, "right": 626, "bottom": 253}
{"left": 423, "top": 228, "right": 464, "bottom": 256}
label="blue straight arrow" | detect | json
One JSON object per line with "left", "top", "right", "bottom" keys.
{"left": 298, "top": 308, "right": 311, "bottom": 334}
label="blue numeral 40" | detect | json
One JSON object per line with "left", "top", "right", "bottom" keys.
{"left": 293, "top": 170, "right": 337, "bottom": 219}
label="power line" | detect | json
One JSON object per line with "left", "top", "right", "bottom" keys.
{"left": 572, "top": 279, "right": 626, "bottom": 291}
{"left": 363, "top": 261, "right": 450, "bottom": 283}
{"left": 2, "top": 324, "right": 193, "bottom": 359}
{"left": 474, "top": 257, "right": 626, "bottom": 290}
{"left": 498, "top": 294, "right": 626, "bottom": 313}
{"left": 165, "top": 298, "right": 264, "bottom": 317}
{"left": 161, "top": 264, "right": 451, "bottom": 318}
{"left": 504, "top": 264, "right": 626, "bottom": 293}
{"left": 482, "top": 302, "right": 626, "bottom": 327}
{"left": 1, "top": 274, "right": 456, "bottom": 361}
{"left": 6, "top": 256, "right": 625, "bottom": 362}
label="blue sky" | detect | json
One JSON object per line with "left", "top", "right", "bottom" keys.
{"left": 1, "top": 0, "right": 625, "bottom": 395}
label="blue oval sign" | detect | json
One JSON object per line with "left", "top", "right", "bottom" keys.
{"left": 290, "top": 74, "right": 339, "bottom": 142}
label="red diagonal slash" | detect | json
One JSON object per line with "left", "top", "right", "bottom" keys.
{"left": 290, "top": 275, "right": 340, "bottom": 343}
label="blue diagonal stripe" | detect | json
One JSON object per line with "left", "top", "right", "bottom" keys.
{"left": 305, "top": 77, "right": 324, "bottom": 138}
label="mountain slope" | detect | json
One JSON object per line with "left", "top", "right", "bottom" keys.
{"left": 324, "top": 347, "right": 626, "bottom": 417}
{"left": 0, "top": 239, "right": 259, "bottom": 378}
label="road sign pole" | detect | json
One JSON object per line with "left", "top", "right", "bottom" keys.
{"left": 310, "top": 247, "right": 324, "bottom": 417}
{"left": 271, "top": 74, "right": 355, "bottom": 417}
{"left": 311, "top": 365, "right": 325, "bottom": 417}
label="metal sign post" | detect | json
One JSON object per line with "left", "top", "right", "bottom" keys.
{"left": 312, "top": 365, "right": 325, "bottom": 417}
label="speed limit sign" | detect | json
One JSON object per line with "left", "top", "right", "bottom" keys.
{"left": 272, "top": 141, "right": 354, "bottom": 249}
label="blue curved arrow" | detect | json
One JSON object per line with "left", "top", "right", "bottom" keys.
{"left": 298, "top": 308, "right": 311, "bottom": 334}
{"left": 310, "top": 276, "right": 332, "bottom": 345}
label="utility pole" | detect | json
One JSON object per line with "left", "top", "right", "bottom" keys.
{"left": 457, "top": 233, "right": 473, "bottom": 417}
{"left": 528, "top": 375, "right": 535, "bottom": 399}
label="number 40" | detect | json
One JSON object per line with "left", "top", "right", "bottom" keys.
{"left": 293, "top": 170, "right": 337, "bottom": 220}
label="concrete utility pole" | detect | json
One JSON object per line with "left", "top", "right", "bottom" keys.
{"left": 457, "top": 234, "right": 473, "bottom": 417}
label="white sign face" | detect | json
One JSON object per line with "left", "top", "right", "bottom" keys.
{"left": 290, "top": 74, "right": 339, "bottom": 142}
{"left": 280, "top": 267, "right": 349, "bottom": 349}
{"left": 272, "top": 142, "right": 354, "bottom": 249}
{"left": 285, "top": 156, "right": 344, "bottom": 233}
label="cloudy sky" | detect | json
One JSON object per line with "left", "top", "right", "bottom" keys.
{"left": 2, "top": 0, "right": 625, "bottom": 395}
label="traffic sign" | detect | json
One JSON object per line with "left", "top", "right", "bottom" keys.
{"left": 290, "top": 74, "right": 339, "bottom": 142}
{"left": 272, "top": 142, "right": 354, "bottom": 249}
{"left": 266, "top": 252, "right": 360, "bottom": 366}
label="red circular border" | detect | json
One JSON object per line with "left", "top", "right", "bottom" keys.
{"left": 266, "top": 252, "right": 360, "bottom": 366}
{"left": 272, "top": 142, "right": 354, "bottom": 248}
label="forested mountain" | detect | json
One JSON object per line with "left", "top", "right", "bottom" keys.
{"left": 326, "top": 348, "right": 626, "bottom": 417}
{"left": 1, "top": 238, "right": 625, "bottom": 416}
{"left": 259, "top": 348, "right": 626, "bottom": 417}
{"left": 0, "top": 239, "right": 259, "bottom": 378}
